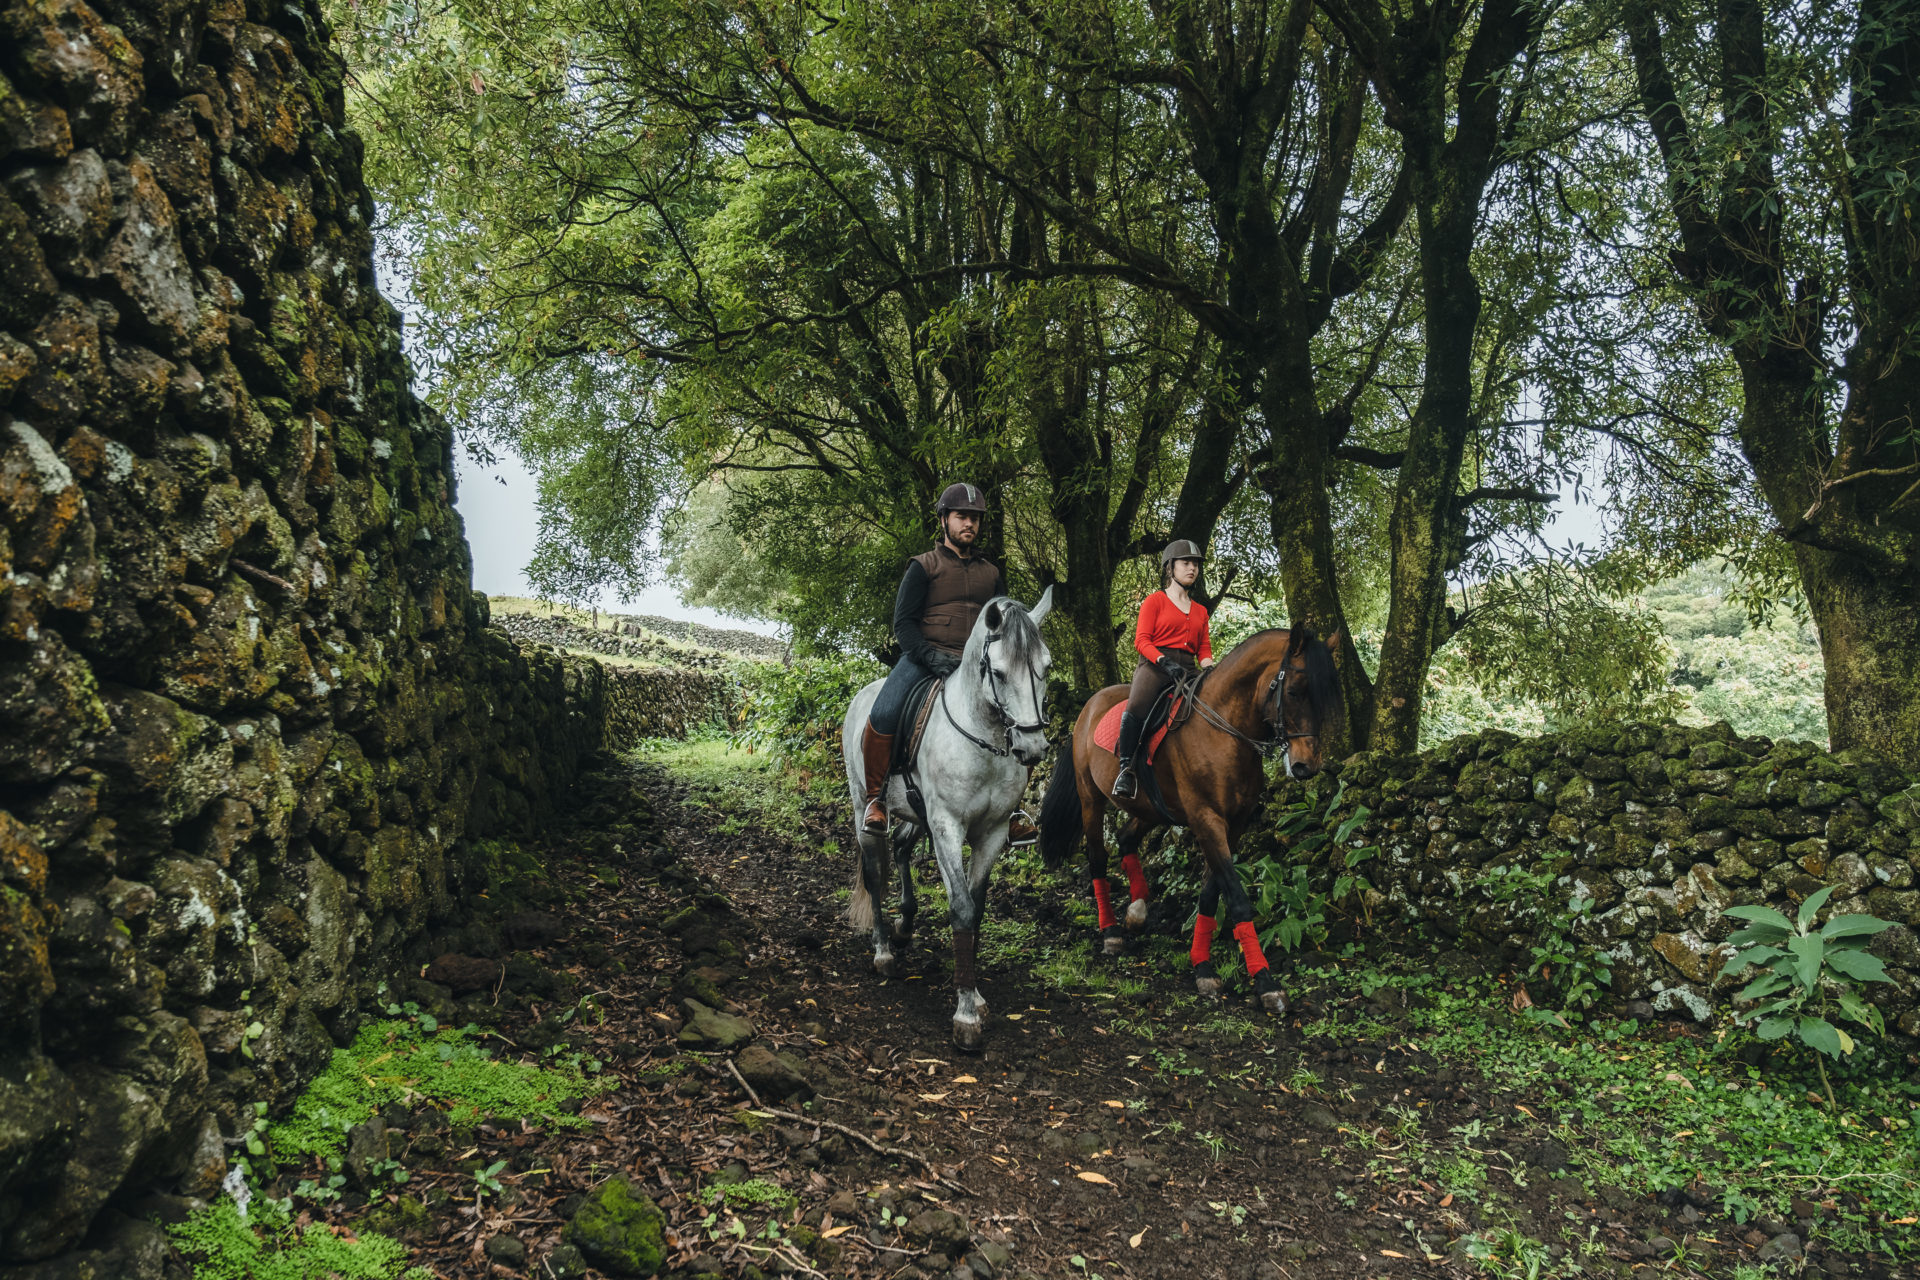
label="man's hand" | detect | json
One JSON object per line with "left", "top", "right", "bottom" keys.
{"left": 925, "top": 650, "right": 961, "bottom": 677}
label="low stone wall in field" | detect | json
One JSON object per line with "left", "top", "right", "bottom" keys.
{"left": 1257, "top": 722, "right": 1920, "bottom": 1036}
{"left": 494, "top": 611, "right": 744, "bottom": 672}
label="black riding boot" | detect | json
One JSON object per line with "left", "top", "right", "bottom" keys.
{"left": 1111, "top": 712, "right": 1144, "bottom": 799}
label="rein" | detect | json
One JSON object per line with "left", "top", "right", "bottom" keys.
{"left": 1174, "top": 655, "right": 1315, "bottom": 762}
{"left": 939, "top": 629, "right": 1046, "bottom": 759}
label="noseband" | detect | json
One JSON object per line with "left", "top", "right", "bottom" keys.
{"left": 940, "top": 629, "right": 1047, "bottom": 758}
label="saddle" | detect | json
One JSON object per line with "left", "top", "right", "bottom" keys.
{"left": 1092, "top": 679, "right": 1187, "bottom": 765}
{"left": 886, "top": 675, "right": 945, "bottom": 831}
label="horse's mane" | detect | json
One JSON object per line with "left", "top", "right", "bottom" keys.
{"left": 962, "top": 596, "right": 1045, "bottom": 670}
{"left": 1227, "top": 626, "right": 1341, "bottom": 722}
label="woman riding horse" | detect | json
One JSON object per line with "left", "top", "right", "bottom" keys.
{"left": 1112, "top": 540, "right": 1215, "bottom": 800}
{"left": 1039, "top": 545, "right": 1342, "bottom": 1014}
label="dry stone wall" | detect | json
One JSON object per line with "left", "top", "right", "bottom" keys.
{"left": 1258, "top": 721, "right": 1920, "bottom": 1037}
{"left": 0, "top": 0, "right": 724, "bottom": 1270}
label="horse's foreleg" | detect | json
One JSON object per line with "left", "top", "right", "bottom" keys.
{"left": 859, "top": 830, "right": 897, "bottom": 978}
{"left": 1117, "top": 818, "right": 1152, "bottom": 932}
{"left": 1209, "top": 824, "right": 1285, "bottom": 1016}
{"left": 930, "top": 818, "right": 986, "bottom": 1052}
{"left": 891, "top": 824, "right": 919, "bottom": 945}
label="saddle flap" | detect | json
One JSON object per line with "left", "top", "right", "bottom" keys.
{"left": 890, "top": 676, "right": 944, "bottom": 775}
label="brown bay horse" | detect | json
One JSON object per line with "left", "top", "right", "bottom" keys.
{"left": 1036, "top": 627, "right": 1342, "bottom": 1014}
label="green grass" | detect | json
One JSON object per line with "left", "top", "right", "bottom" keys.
{"left": 168, "top": 1199, "right": 429, "bottom": 1280}
{"left": 640, "top": 736, "right": 845, "bottom": 838}
{"left": 1274, "top": 953, "right": 1920, "bottom": 1263}
{"left": 268, "top": 1019, "right": 610, "bottom": 1161}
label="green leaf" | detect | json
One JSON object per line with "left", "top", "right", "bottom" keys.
{"left": 1756, "top": 1016, "right": 1795, "bottom": 1041}
{"left": 1724, "top": 904, "right": 1794, "bottom": 934}
{"left": 1796, "top": 885, "right": 1836, "bottom": 929}
{"left": 1722, "top": 944, "right": 1780, "bottom": 974}
{"left": 1823, "top": 949, "right": 1890, "bottom": 984}
{"left": 1835, "top": 989, "right": 1879, "bottom": 1029}
{"left": 1725, "top": 925, "right": 1790, "bottom": 948}
{"left": 1736, "top": 972, "right": 1788, "bottom": 1001}
{"left": 1787, "top": 932, "right": 1824, "bottom": 992}
{"left": 1796, "top": 1016, "right": 1844, "bottom": 1059}
{"left": 1821, "top": 914, "right": 1895, "bottom": 941}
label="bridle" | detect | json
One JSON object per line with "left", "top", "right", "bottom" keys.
{"left": 1178, "top": 654, "right": 1319, "bottom": 764}
{"left": 941, "top": 628, "right": 1048, "bottom": 759}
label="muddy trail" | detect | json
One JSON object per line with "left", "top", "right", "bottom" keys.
{"left": 299, "top": 755, "right": 1909, "bottom": 1280}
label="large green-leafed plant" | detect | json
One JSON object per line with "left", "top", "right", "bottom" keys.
{"left": 1722, "top": 886, "right": 1894, "bottom": 1107}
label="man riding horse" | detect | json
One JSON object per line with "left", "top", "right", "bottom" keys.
{"left": 859, "top": 482, "right": 1037, "bottom": 845}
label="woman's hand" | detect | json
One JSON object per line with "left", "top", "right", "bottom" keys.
{"left": 1201, "top": 658, "right": 1215, "bottom": 669}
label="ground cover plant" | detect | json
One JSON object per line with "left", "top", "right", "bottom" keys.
{"left": 267, "top": 1018, "right": 609, "bottom": 1161}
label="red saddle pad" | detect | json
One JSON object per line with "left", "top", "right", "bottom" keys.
{"left": 1093, "top": 698, "right": 1181, "bottom": 765}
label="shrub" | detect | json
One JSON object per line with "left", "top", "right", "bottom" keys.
{"left": 1722, "top": 886, "right": 1895, "bottom": 1107}
{"left": 730, "top": 654, "right": 884, "bottom": 765}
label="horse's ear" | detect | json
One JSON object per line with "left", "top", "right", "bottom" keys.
{"left": 1324, "top": 629, "right": 1344, "bottom": 651}
{"left": 984, "top": 600, "right": 1005, "bottom": 631}
{"left": 1029, "top": 585, "right": 1054, "bottom": 627}
{"left": 1285, "top": 623, "right": 1310, "bottom": 653}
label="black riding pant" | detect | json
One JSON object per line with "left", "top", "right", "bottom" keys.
{"left": 869, "top": 650, "right": 936, "bottom": 736}
{"left": 1123, "top": 649, "right": 1194, "bottom": 719}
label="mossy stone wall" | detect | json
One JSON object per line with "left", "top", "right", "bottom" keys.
{"left": 0, "top": 1, "right": 713, "bottom": 1270}
{"left": 1260, "top": 722, "right": 1920, "bottom": 1035}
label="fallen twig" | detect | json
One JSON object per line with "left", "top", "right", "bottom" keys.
{"left": 724, "top": 1057, "right": 972, "bottom": 1195}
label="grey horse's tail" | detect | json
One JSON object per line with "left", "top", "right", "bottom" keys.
{"left": 1037, "top": 743, "right": 1082, "bottom": 870}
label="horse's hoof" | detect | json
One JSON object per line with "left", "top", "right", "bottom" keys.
{"left": 874, "top": 952, "right": 896, "bottom": 978}
{"left": 1260, "top": 987, "right": 1288, "bottom": 1016}
{"left": 890, "top": 917, "right": 913, "bottom": 945}
{"left": 1102, "top": 932, "right": 1127, "bottom": 957}
{"left": 1125, "top": 899, "right": 1149, "bottom": 930}
{"left": 952, "top": 1016, "right": 985, "bottom": 1052}
{"left": 1195, "top": 976, "right": 1223, "bottom": 1000}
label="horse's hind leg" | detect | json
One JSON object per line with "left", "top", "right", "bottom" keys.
{"left": 1116, "top": 817, "right": 1152, "bottom": 932}
{"left": 1191, "top": 869, "right": 1225, "bottom": 999}
{"left": 891, "top": 824, "right": 920, "bottom": 945}
{"left": 859, "top": 830, "right": 898, "bottom": 978}
{"left": 1080, "top": 786, "right": 1128, "bottom": 957}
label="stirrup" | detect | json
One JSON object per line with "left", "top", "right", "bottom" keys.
{"left": 863, "top": 796, "right": 889, "bottom": 834}
{"left": 1007, "top": 809, "right": 1038, "bottom": 847}
{"left": 1111, "top": 765, "right": 1137, "bottom": 799}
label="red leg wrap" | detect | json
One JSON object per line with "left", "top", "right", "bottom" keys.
{"left": 1092, "top": 879, "right": 1116, "bottom": 930}
{"left": 1233, "top": 919, "right": 1269, "bottom": 978}
{"left": 1121, "top": 854, "right": 1148, "bottom": 903}
{"left": 1190, "top": 914, "right": 1216, "bottom": 967}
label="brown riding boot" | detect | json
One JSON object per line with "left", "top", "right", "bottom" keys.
{"left": 1008, "top": 810, "right": 1038, "bottom": 847}
{"left": 861, "top": 725, "right": 895, "bottom": 834}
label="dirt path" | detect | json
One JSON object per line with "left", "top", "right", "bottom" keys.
{"left": 342, "top": 755, "right": 1909, "bottom": 1280}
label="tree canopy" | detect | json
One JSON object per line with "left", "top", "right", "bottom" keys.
{"left": 328, "top": 0, "right": 1920, "bottom": 762}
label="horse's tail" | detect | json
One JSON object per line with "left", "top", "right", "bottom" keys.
{"left": 1037, "top": 740, "right": 1082, "bottom": 870}
{"left": 846, "top": 857, "right": 875, "bottom": 933}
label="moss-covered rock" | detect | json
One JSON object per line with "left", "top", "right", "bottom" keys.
{"left": 564, "top": 1175, "right": 667, "bottom": 1277}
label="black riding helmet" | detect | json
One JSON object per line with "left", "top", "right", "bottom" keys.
{"left": 936, "top": 482, "right": 988, "bottom": 517}
{"left": 1160, "top": 538, "right": 1204, "bottom": 567}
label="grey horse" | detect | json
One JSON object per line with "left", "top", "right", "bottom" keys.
{"left": 842, "top": 588, "right": 1053, "bottom": 1050}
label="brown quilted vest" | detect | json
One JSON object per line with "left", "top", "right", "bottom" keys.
{"left": 913, "top": 544, "right": 1001, "bottom": 655}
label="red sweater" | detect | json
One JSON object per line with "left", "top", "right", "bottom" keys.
{"left": 1134, "top": 591, "right": 1212, "bottom": 663}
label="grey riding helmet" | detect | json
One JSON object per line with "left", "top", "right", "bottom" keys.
{"left": 936, "top": 482, "right": 988, "bottom": 516}
{"left": 1160, "top": 539, "right": 1204, "bottom": 567}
